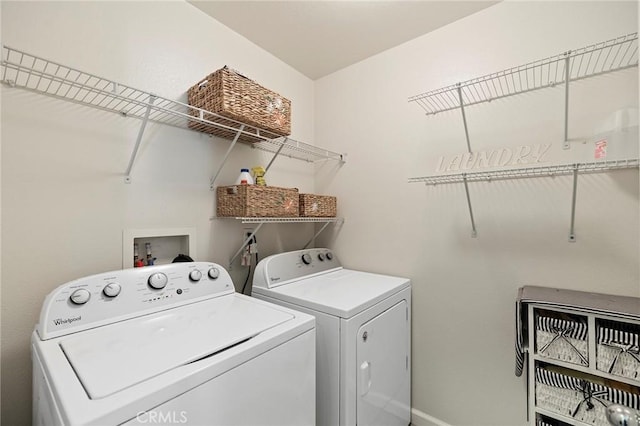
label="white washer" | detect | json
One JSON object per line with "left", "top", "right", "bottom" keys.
{"left": 252, "top": 248, "right": 411, "bottom": 426}
{"left": 32, "top": 261, "right": 316, "bottom": 426}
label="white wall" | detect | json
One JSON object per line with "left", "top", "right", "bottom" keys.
{"left": 314, "top": 1, "right": 639, "bottom": 425}
{"left": 0, "top": 2, "right": 318, "bottom": 424}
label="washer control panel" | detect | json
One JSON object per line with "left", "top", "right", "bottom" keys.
{"left": 37, "top": 262, "right": 233, "bottom": 340}
{"left": 253, "top": 248, "right": 342, "bottom": 289}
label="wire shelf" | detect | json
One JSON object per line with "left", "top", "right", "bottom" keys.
{"left": 408, "top": 33, "right": 638, "bottom": 115}
{"left": 0, "top": 45, "right": 343, "bottom": 164}
{"left": 408, "top": 158, "right": 639, "bottom": 185}
{"left": 252, "top": 138, "right": 344, "bottom": 163}
{"left": 225, "top": 217, "right": 343, "bottom": 224}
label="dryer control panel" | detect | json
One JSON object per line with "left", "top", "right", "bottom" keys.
{"left": 253, "top": 248, "right": 342, "bottom": 289}
{"left": 37, "top": 262, "right": 234, "bottom": 340}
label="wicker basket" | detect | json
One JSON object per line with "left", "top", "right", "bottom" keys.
{"left": 536, "top": 415, "right": 570, "bottom": 426}
{"left": 299, "top": 194, "right": 337, "bottom": 217}
{"left": 535, "top": 367, "right": 640, "bottom": 426}
{"left": 597, "top": 320, "right": 640, "bottom": 381}
{"left": 536, "top": 311, "right": 589, "bottom": 366}
{"left": 217, "top": 185, "right": 299, "bottom": 217}
{"left": 188, "top": 66, "right": 291, "bottom": 143}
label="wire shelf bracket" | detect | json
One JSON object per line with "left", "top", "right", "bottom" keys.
{"left": 408, "top": 33, "right": 639, "bottom": 151}
{"left": 228, "top": 222, "right": 266, "bottom": 268}
{"left": 124, "top": 94, "right": 156, "bottom": 183}
{"left": 1, "top": 45, "right": 346, "bottom": 184}
{"left": 409, "top": 158, "right": 639, "bottom": 241}
{"left": 219, "top": 217, "right": 344, "bottom": 268}
{"left": 209, "top": 124, "right": 245, "bottom": 190}
{"left": 568, "top": 166, "right": 579, "bottom": 242}
{"left": 457, "top": 84, "right": 472, "bottom": 153}
{"left": 462, "top": 175, "right": 477, "bottom": 238}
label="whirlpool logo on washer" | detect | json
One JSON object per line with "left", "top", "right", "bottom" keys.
{"left": 52, "top": 316, "right": 81, "bottom": 326}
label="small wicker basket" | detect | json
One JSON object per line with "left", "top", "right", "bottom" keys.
{"left": 535, "top": 367, "right": 640, "bottom": 426}
{"left": 299, "top": 194, "right": 337, "bottom": 217}
{"left": 188, "top": 66, "right": 291, "bottom": 143}
{"left": 216, "top": 185, "right": 299, "bottom": 217}
{"left": 535, "top": 415, "right": 569, "bottom": 426}
{"left": 536, "top": 312, "right": 589, "bottom": 366}
{"left": 597, "top": 321, "right": 640, "bottom": 380}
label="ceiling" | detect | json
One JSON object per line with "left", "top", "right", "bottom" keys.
{"left": 188, "top": 1, "right": 499, "bottom": 80}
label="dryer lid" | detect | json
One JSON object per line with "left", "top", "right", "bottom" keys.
{"left": 254, "top": 269, "right": 410, "bottom": 318}
{"left": 59, "top": 295, "right": 293, "bottom": 399}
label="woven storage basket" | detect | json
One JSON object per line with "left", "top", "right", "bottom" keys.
{"left": 535, "top": 367, "right": 640, "bottom": 426}
{"left": 536, "top": 415, "right": 570, "bottom": 426}
{"left": 216, "top": 185, "right": 299, "bottom": 218}
{"left": 299, "top": 194, "right": 337, "bottom": 217}
{"left": 536, "top": 311, "right": 589, "bottom": 366}
{"left": 597, "top": 320, "right": 640, "bottom": 381}
{"left": 188, "top": 66, "right": 291, "bottom": 143}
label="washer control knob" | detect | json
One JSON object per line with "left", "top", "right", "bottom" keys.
{"left": 208, "top": 267, "right": 220, "bottom": 280}
{"left": 189, "top": 269, "right": 202, "bottom": 282}
{"left": 301, "top": 253, "right": 312, "bottom": 265}
{"left": 325, "top": 252, "right": 333, "bottom": 261}
{"left": 317, "top": 253, "right": 326, "bottom": 261}
{"left": 103, "top": 282, "right": 121, "bottom": 298}
{"left": 70, "top": 288, "right": 91, "bottom": 305}
{"left": 148, "top": 272, "right": 168, "bottom": 290}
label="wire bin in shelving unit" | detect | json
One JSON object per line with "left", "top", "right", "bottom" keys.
{"left": 535, "top": 309, "right": 589, "bottom": 367}
{"left": 597, "top": 319, "right": 640, "bottom": 381}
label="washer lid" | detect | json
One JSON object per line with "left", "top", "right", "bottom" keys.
{"left": 59, "top": 295, "right": 293, "bottom": 399}
{"left": 254, "top": 269, "right": 410, "bottom": 318}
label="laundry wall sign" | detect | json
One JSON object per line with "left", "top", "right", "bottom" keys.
{"left": 435, "top": 143, "right": 552, "bottom": 172}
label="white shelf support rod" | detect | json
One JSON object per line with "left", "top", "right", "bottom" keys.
{"left": 462, "top": 175, "right": 478, "bottom": 238}
{"left": 209, "top": 124, "right": 245, "bottom": 190}
{"left": 563, "top": 52, "right": 571, "bottom": 150}
{"left": 303, "top": 221, "right": 333, "bottom": 249}
{"left": 229, "top": 222, "right": 264, "bottom": 268}
{"left": 568, "top": 165, "right": 578, "bottom": 242}
{"left": 264, "top": 138, "right": 288, "bottom": 175}
{"left": 457, "top": 84, "right": 472, "bottom": 153}
{"left": 124, "top": 95, "right": 156, "bottom": 183}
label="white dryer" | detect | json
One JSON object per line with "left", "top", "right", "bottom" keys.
{"left": 252, "top": 248, "right": 411, "bottom": 426}
{"left": 32, "top": 261, "right": 315, "bottom": 426}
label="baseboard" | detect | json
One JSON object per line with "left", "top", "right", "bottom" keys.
{"left": 411, "top": 408, "right": 452, "bottom": 426}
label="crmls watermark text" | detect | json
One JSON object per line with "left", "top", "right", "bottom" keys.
{"left": 53, "top": 316, "right": 81, "bottom": 326}
{"left": 436, "top": 143, "right": 552, "bottom": 172}
{"left": 136, "top": 410, "right": 188, "bottom": 424}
